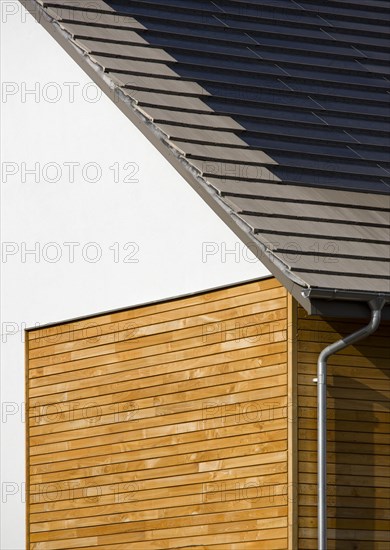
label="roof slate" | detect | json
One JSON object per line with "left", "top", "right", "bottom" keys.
{"left": 24, "top": 0, "right": 390, "bottom": 310}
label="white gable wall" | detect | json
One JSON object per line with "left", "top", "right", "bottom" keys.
{"left": 1, "top": 4, "right": 269, "bottom": 548}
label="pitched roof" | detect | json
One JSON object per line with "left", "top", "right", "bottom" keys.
{"left": 23, "top": 0, "right": 390, "bottom": 315}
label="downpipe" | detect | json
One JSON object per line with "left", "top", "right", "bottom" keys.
{"left": 315, "top": 298, "right": 385, "bottom": 550}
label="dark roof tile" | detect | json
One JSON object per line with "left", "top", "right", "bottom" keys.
{"left": 29, "top": 0, "right": 390, "bottom": 306}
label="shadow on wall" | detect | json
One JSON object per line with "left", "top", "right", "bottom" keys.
{"left": 328, "top": 339, "right": 390, "bottom": 550}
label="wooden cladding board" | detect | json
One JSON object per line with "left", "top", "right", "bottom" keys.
{"left": 26, "top": 278, "right": 289, "bottom": 549}
{"left": 297, "top": 308, "right": 390, "bottom": 550}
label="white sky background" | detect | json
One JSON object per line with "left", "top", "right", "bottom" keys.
{"left": 0, "top": 3, "right": 269, "bottom": 548}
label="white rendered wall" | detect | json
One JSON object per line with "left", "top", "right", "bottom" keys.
{"left": 0, "top": 3, "right": 270, "bottom": 548}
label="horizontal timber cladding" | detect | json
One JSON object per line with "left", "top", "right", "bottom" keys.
{"left": 26, "top": 277, "right": 290, "bottom": 550}
{"left": 297, "top": 307, "right": 390, "bottom": 550}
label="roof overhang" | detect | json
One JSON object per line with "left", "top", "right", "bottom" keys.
{"left": 302, "top": 288, "right": 390, "bottom": 320}
{"left": 19, "top": 0, "right": 390, "bottom": 320}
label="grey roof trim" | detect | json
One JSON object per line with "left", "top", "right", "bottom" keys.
{"left": 303, "top": 287, "right": 390, "bottom": 303}
{"left": 19, "top": 0, "right": 312, "bottom": 307}
{"left": 19, "top": 0, "right": 390, "bottom": 318}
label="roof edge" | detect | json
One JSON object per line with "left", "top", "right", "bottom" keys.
{"left": 18, "top": 0, "right": 389, "bottom": 320}
{"left": 303, "top": 287, "right": 390, "bottom": 303}
{"left": 19, "top": 0, "right": 314, "bottom": 307}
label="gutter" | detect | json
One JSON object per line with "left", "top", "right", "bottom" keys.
{"left": 302, "top": 287, "right": 390, "bottom": 304}
{"left": 314, "top": 297, "right": 385, "bottom": 550}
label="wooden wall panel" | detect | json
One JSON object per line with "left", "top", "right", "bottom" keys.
{"left": 26, "top": 278, "right": 289, "bottom": 549}
{"left": 297, "top": 308, "right": 390, "bottom": 550}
